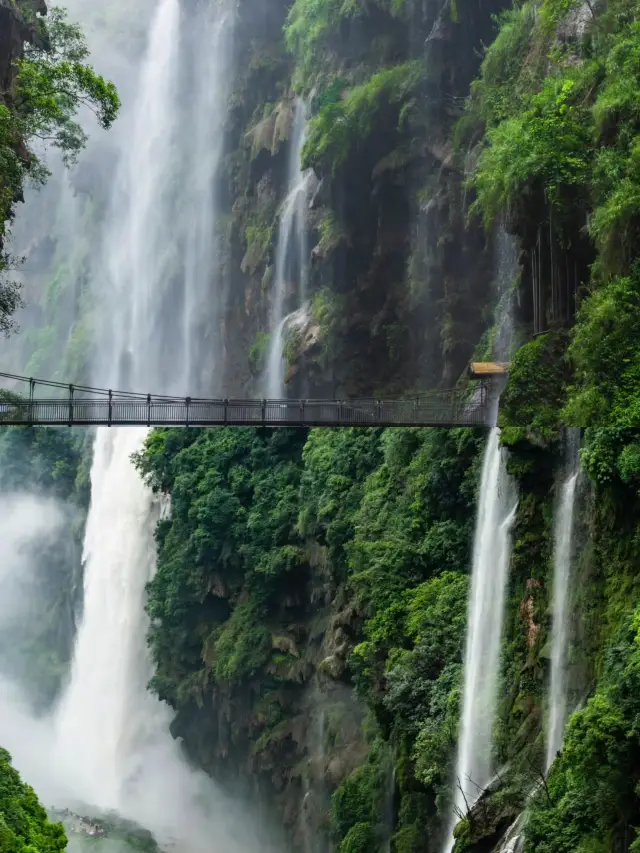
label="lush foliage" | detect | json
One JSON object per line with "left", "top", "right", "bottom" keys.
{"left": 285, "top": 0, "right": 410, "bottom": 91}
{"left": 466, "top": 0, "right": 640, "bottom": 430}
{"left": 526, "top": 607, "right": 640, "bottom": 852}
{"left": 564, "top": 266, "right": 640, "bottom": 428}
{"left": 0, "top": 5, "right": 119, "bottom": 334}
{"left": 139, "top": 425, "right": 483, "bottom": 849}
{"left": 499, "top": 332, "right": 570, "bottom": 446}
{"left": 302, "top": 62, "right": 423, "bottom": 173}
{"left": 0, "top": 747, "right": 66, "bottom": 853}
{"left": 135, "top": 427, "right": 308, "bottom": 704}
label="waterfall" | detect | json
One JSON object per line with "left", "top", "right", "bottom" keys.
{"left": 545, "top": 429, "right": 580, "bottom": 772}
{"left": 181, "top": 2, "right": 233, "bottom": 394}
{"left": 443, "top": 429, "right": 517, "bottom": 852}
{"left": 263, "top": 101, "right": 311, "bottom": 398}
{"left": 54, "top": 427, "right": 162, "bottom": 812}
{"left": 48, "top": 1, "right": 268, "bottom": 849}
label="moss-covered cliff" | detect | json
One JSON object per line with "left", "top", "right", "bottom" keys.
{"left": 217, "top": 0, "right": 512, "bottom": 397}
{"left": 3, "top": 0, "right": 640, "bottom": 850}
{"left": 133, "top": 0, "right": 640, "bottom": 849}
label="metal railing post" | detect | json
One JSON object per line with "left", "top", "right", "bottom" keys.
{"left": 223, "top": 399, "right": 228, "bottom": 425}
{"left": 261, "top": 399, "right": 266, "bottom": 423}
{"left": 108, "top": 390, "right": 112, "bottom": 426}
{"left": 68, "top": 384, "right": 74, "bottom": 427}
{"left": 29, "top": 378, "right": 35, "bottom": 425}
{"left": 300, "top": 400, "right": 305, "bottom": 424}
{"left": 147, "top": 394, "right": 151, "bottom": 427}
{"left": 185, "top": 396, "right": 191, "bottom": 428}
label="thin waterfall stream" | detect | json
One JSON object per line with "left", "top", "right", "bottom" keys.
{"left": 546, "top": 429, "right": 581, "bottom": 771}
{"left": 443, "top": 429, "right": 517, "bottom": 852}
{"left": 263, "top": 101, "right": 311, "bottom": 398}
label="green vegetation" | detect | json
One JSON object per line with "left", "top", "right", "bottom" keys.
{"left": 0, "top": 4, "right": 119, "bottom": 334}
{"left": 0, "top": 748, "right": 66, "bottom": 853}
{"left": 526, "top": 603, "right": 640, "bottom": 853}
{"left": 138, "top": 425, "right": 482, "bottom": 848}
{"left": 302, "top": 61, "right": 423, "bottom": 173}
{"left": 285, "top": 0, "right": 411, "bottom": 92}
{"left": 463, "top": 0, "right": 640, "bottom": 431}
{"left": 499, "top": 332, "right": 570, "bottom": 446}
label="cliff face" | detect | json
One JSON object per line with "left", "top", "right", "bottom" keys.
{"left": 3, "top": 0, "right": 640, "bottom": 850}
{"left": 140, "top": 0, "right": 640, "bottom": 849}
{"left": 217, "top": 0, "right": 509, "bottom": 398}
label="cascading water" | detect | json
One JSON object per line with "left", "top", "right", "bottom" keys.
{"left": 264, "top": 101, "right": 311, "bottom": 398}
{"left": 443, "top": 429, "right": 517, "bottom": 852}
{"left": 180, "top": 2, "right": 233, "bottom": 394}
{"left": 545, "top": 429, "right": 580, "bottom": 772}
{"left": 54, "top": 427, "right": 161, "bottom": 812}
{"left": 49, "top": 1, "right": 269, "bottom": 849}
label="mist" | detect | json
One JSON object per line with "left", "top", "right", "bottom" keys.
{"left": 0, "top": 488, "right": 283, "bottom": 853}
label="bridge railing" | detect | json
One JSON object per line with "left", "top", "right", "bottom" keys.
{"left": 0, "top": 372, "right": 492, "bottom": 428}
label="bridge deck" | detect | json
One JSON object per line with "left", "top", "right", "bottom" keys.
{"left": 0, "top": 396, "right": 491, "bottom": 428}
{"left": 0, "top": 371, "right": 493, "bottom": 428}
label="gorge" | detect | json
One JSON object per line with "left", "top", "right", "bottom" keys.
{"left": 1, "top": 0, "right": 640, "bottom": 852}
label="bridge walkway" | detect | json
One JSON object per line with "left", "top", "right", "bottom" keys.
{"left": 0, "top": 372, "right": 494, "bottom": 428}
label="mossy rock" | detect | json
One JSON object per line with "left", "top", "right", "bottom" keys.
{"left": 499, "top": 331, "right": 571, "bottom": 441}
{"left": 245, "top": 98, "right": 295, "bottom": 160}
{"left": 453, "top": 785, "right": 523, "bottom": 853}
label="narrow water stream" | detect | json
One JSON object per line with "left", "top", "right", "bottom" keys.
{"left": 546, "top": 429, "right": 581, "bottom": 771}
{"left": 264, "top": 101, "right": 311, "bottom": 398}
{"left": 443, "top": 429, "right": 517, "bottom": 852}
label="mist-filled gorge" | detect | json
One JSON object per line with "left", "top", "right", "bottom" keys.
{"left": 2, "top": 0, "right": 640, "bottom": 851}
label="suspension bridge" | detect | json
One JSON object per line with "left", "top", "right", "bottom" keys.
{"left": 0, "top": 368, "right": 505, "bottom": 429}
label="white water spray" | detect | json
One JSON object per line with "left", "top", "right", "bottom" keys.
{"left": 54, "top": 427, "right": 159, "bottom": 812}
{"left": 545, "top": 429, "right": 580, "bottom": 772}
{"left": 264, "top": 101, "right": 311, "bottom": 398}
{"left": 46, "top": 1, "right": 270, "bottom": 849}
{"left": 443, "top": 429, "right": 517, "bottom": 852}
{"left": 101, "top": 0, "right": 181, "bottom": 391}
{"left": 181, "top": 2, "right": 234, "bottom": 394}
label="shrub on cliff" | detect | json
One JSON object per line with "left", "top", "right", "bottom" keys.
{"left": 0, "top": 747, "right": 66, "bottom": 853}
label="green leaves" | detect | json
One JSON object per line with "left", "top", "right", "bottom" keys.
{"left": 526, "top": 614, "right": 640, "bottom": 852}
{"left": 564, "top": 265, "right": 640, "bottom": 428}
{"left": 0, "top": 748, "right": 66, "bottom": 853}
{"left": 139, "top": 424, "right": 480, "bottom": 851}
{"left": 139, "top": 427, "right": 309, "bottom": 691}
{"left": 0, "top": 6, "right": 119, "bottom": 333}
{"left": 15, "top": 7, "right": 120, "bottom": 165}
{"left": 473, "top": 71, "right": 594, "bottom": 229}
{"left": 302, "top": 62, "right": 423, "bottom": 173}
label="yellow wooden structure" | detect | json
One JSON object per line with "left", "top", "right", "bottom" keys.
{"left": 468, "top": 362, "right": 509, "bottom": 379}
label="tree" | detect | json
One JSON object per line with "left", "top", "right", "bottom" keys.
{"left": 0, "top": 4, "right": 120, "bottom": 334}
{"left": 0, "top": 747, "right": 67, "bottom": 853}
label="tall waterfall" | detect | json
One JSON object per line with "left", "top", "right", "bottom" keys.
{"left": 264, "top": 101, "right": 310, "bottom": 398}
{"left": 443, "top": 429, "right": 517, "bottom": 852}
{"left": 545, "top": 429, "right": 580, "bottom": 772}
{"left": 54, "top": 427, "right": 162, "bottom": 812}
{"left": 49, "top": 1, "right": 267, "bottom": 849}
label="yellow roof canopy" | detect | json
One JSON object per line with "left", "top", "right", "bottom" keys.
{"left": 468, "top": 361, "right": 510, "bottom": 379}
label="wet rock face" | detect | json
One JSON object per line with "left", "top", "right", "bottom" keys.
{"left": 0, "top": 0, "right": 46, "bottom": 95}
{"left": 453, "top": 782, "right": 523, "bottom": 853}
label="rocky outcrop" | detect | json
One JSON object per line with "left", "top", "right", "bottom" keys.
{"left": 0, "top": 0, "right": 46, "bottom": 97}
